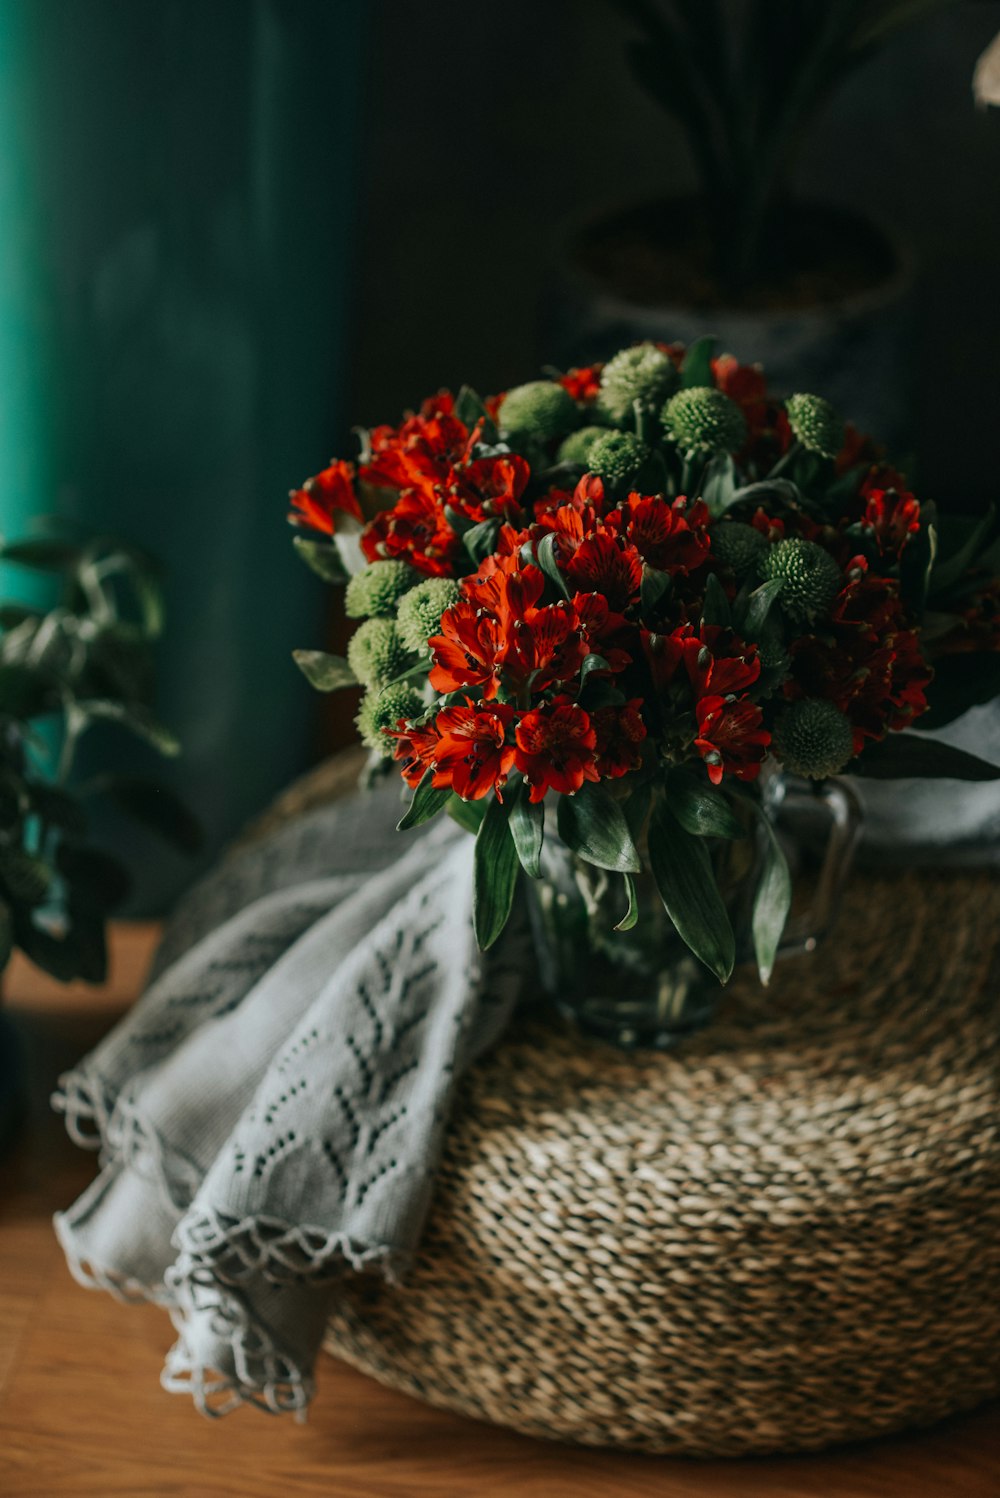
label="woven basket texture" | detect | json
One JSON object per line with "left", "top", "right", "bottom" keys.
{"left": 262, "top": 755, "right": 1000, "bottom": 1455}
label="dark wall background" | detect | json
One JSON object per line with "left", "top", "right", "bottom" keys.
{"left": 345, "top": 0, "right": 1000, "bottom": 509}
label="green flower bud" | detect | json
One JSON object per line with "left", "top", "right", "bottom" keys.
{"left": 784, "top": 393, "right": 844, "bottom": 459}
{"left": 773, "top": 699, "right": 855, "bottom": 779}
{"left": 396, "top": 577, "right": 462, "bottom": 654}
{"left": 344, "top": 559, "right": 419, "bottom": 619}
{"left": 710, "top": 521, "right": 768, "bottom": 579}
{"left": 498, "top": 380, "right": 579, "bottom": 441}
{"left": 356, "top": 682, "right": 425, "bottom": 755}
{"left": 662, "top": 386, "right": 746, "bottom": 456}
{"left": 586, "top": 430, "right": 650, "bottom": 488}
{"left": 762, "top": 538, "right": 842, "bottom": 623}
{"left": 555, "top": 424, "right": 608, "bottom": 467}
{"left": 598, "top": 342, "right": 679, "bottom": 425}
{"left": 347, "top": 618, "right": 413, "bottom": 689}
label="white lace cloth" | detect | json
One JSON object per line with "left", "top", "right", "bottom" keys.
{"left": 52, "top": 782, "right": 524, "bottom": 1416}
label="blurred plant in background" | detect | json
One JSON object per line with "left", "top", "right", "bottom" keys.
{"left": 606, "top": 0, "right": 997, "bottom": 298}
{"left": 0, "top": 534, "right": 198, "bottom": 985}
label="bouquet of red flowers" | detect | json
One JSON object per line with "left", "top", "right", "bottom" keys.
{"left": 288, "top": 338, "right": 1000, "bottom": 989}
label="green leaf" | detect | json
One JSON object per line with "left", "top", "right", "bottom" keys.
{"left": 751, "top": 811, "right": 792, "bottom": 985}
{"left": 293, "top": 536, "right": 349, "bottom": 585}
{"left": 463, "top": 518, "right": 501, "bottom": 566}
{"left": 292, "top": 650, "right": 357, "bottom": 693}
{"left": 700, "top": 571, "right": 731, "bottom": 628}
{"left": 0, "top": 846, "right": 52, "bottom": 906}
{"left": 700, "top": 454, "right": 736, "bottom": 516}
{"left": 509, "top": 784, "right": 544, "bottom": 878}
{"left": 0, "top": 538, "right": 82, "bottom": 572}
{"left": 640, "top": 564, "right": 671, "bottom": 615}
{"left": 0, "top": 662, "right": 54, "bottom": 719}
{"left": 680, "top": 334, "right": 718, "bottom": 388}
{"left": 666, "top": 770, "right": 746, "bottom": 839}
{"left": 648, "top": 800, "right": 735, "bottom": 983}
{"left": 556, "top": 783, "right": 641, "bottom": 873}
{"left": 929, "top": 505, "right": 996, "bottom": 596}
{"left": 397, "top": 771, "right": 450, "bottom": 832}
{"left": 447, "top": 795, "right": 486, "bottom": 835}
{"left": 736, "top": 578, "right": 784, "bottom": 638}
{"left": 535, "top": 531, "right": 569, "bottom": 599}
{"left": 852, "top": 733, "right": 1000, "bottom": 781}
{"left": 615, "top": 872, "right": 639, "bottom": 931}
{"left": 920, "top": 653, "right": 1000, "bottom": 729}
{"left": 27, "top": 781, "right": 88, "bottom": 836}
{"left": 102, "top": 775, "right": 202, "bottom": 853}
{"left": 579, "top": 652, "right": 610, "bottom": 686}
{"left": 473, "top": 795, "right": 520, "bottom": 949}
{"left": 71, "top": 699, "right": 180, "bottom": 757}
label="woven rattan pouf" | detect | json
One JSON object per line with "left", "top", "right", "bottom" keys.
{"left": 259, "top": 756, "right": 1000, "bottom": 1455}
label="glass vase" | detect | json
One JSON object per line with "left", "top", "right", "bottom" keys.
{"left": 525, "top": 774, "right": 862, "bottom": 1050}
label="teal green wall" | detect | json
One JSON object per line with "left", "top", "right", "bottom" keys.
{"left": 0, "top": 0, "right": 366, "bottom": 908}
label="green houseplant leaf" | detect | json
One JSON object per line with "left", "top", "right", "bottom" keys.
{"left": 557, "top": 783, "right": 642, "bottom": 873}
{"left": 750, "top": 810, "right": 792, "bottom": 985}
{"left": 397, "top": 771, "right": 451, "bottom": 832}
{"left": 473, "top": 795, "right": 520, "bottom": 950}
{"left": 648, "top": 799, "right": 735, "bottom": 984}
{"left": 852, "top": 733, "right": 1000, "bottom": 781}
{"left": 292, "top": 650, "right": 357, "bottom": 693}
{"left": 509, "top": 784, "right": 544, "bottom": 878}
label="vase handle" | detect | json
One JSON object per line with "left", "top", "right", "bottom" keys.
{"left": 776, "top": 777, "right": 864, "bottom": 961}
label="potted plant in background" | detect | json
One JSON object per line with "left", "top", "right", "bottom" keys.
{"left": 288, "top": 338, "right": 1000, "bottom": 1044}
{"left": 0, "top": 533, "right": 197, "bottom": 1147}
{"left": 546, "top": 1, "right": 996, "bottom": 447}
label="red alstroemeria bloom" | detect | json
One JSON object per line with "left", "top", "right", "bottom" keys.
{"left": 500, "top": 600, "right": 590, "bottom": 695}
{"left": 465, "top": 557, "right": 544, "bottom": 626}
{"left": 392, "top": 719, "right": 444, "bottom": 789}
{"left": 751, "top": 506, "right": 785, "bottom": 545}
{"left": 449, "top": 453, "right": 531, "bottom": 524}
{"left": 640, "top": 624, "right": 691, "bottom": 691}
{"left": 362, "top": 488, "right": 461, "bottom": 577}
{"left": 428, "top": 600, "right": 506, "bottom": 698}
{"left": 564, "top": 529, "right": 643, "bottom": 611}
{"left": 712, "top": 355, "right": 768, "bottom": 429}
{"left": 573, "top": 591, "right": 632, "bottom": 673}
{"left": 682, "top": 625, "right": 761, "bottom": 699}
{"left": 288, "top": 460, "right": 362, "bottom": 535}
{"left": 593, "top": 699, "right": 647, "bottom": 778}
{"left": 694, "top": 696, "right": 770, "bottom": 785}
{"left": 431, "top": 702, "right": 517, "bottom": 801}
{"left": 558, "top": 364, "right": 602, "bottom": 402}
{"left": 362, "top": 400, "right": 469, "bottom": 492}
{"left": 515, "top": 699, "right": 600, "bottom": 802}
{"left": 860, "top": 484, "right": 921, "bottom": 558}
{"left": 610, "top": 493, "right": 711, "bottom": 576}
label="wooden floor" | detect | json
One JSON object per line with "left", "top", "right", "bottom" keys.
{"left": 0, "top": 926, "right": 996, "bottom": 1498}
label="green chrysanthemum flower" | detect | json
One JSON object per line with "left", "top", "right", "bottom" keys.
{"left": 356, "top": 682, "right": 425, "bottom": 755}
{"left": 662, "top": 386, "right": 747, "bottom": 456}
{"left": 785, "top": 393, "right": 845, "bottom": 459}
{"left": 556, "top": 424, "right": 608, "bottom": 467}
{"left": 586, "top": 430, "right": 650, "bottom": 488}
{"left": 346, "top": 618, "right": 412, "bottom": 690}
{"left": 598, "top": 342, "right": 679, "bottom": 425}
{"left": 773, "top": 699, "right": 855, "bottom": 779}
{"left": 396, "top": 577, "right": 462, "bottom": 654}
{"left": 344, "top": 559, "right": 419, "bottom": 620}
{"left": 762, "top": 538, "right": 842, "bottom": 623}
{"left": 498, "top": 380, "right": 579, "bottom": 441}
{"left": 710, "top": 521, "right": 768, "bottom": 579}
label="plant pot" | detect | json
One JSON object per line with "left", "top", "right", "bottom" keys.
{"left": 542, "top": 195, "right": 918, "bottom": 453}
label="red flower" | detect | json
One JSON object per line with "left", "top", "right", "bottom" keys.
{"left": 712, "top": 355, "right": 768, "bottom": 428}
{"left": 515, "top": 699, "right": 600, "bottom": 802}
{"left": 573, "top": 591, "right": 632, "bottom": 673}
{"left": 428, "top": 600, "right": 506, "bottom": 698}
{"left": 558, "top": 365, "right": 603, "bottom": 402}
{"left": 288, "top": 460, "right": 361, "bottom": 535}
{"left": 450, "top": 453, "right": 531, "bottom": 524}
{"left": 682, "top": 625, "right": 760, "bottom": 698}
{"left": 593, "top": 699, "right": 647, "bottom": 778}
{"left": 860, "top": 483, "right": 920, "bottom": 558}
{"left": 431, "top": 703, "right": 517, "bottom": 801}
{"left": 751, "top": 507, "right": 785, "bottom": 545}
{"left": 640, "top": 624, "right": 690, "bottom": 691}
{"left": 361, "top": 399, "right": 469, "bottom": 492}
{"left": 392, "top": 719, "right": 443, "bottom": 789}
{"left": 564, "top": 529, "right": 643, "bottom": 610}
{"left": 694, "top": 697, "right": 770, "bottom": 785}
{"left": 362, "top": 488, "right": 460, "bottom": 576}
{"left": 501, "top": 600, "right": 590, "bottom": 695}
{"left": 610, "top": 493, "right": 711, "bottom": 575}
